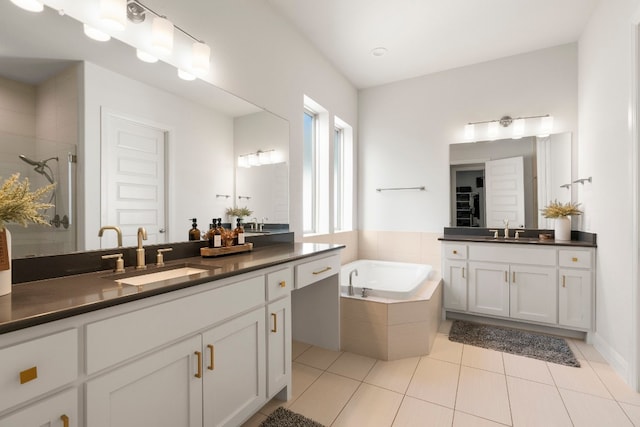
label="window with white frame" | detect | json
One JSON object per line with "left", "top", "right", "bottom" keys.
{"left": 303, "top": 108, "right": 317, "bottom": 234}
{"left": 303, "top": 95, "right": 330, "bottom": 236}
{"left": 334, "top": 116, "right": 353, "bottom": 231}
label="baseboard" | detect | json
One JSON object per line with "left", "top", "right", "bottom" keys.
{"left": 591, "top": 332, "right": 632, "bottom": 387}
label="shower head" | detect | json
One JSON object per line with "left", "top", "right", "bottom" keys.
{"left": 18, "top": 154, "right": 40, "bottom": 166}
{"left": 18, "top": 154, "right": 58, "bottom": 184}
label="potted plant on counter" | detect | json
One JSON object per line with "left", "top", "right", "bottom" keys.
{"left": 0, "top": 173, "right": 54, "bottom": 296}
{"left": 540, "top": 200, "right": 582, "bottom": 241}
{"left": 225, "top": 206, "right": 253, "bottom": 226}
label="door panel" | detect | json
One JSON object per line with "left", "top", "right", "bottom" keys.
{"left": 485, "top": 156, "right": 525, "bottom": 228}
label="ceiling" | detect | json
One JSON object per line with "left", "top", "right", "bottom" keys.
{"left": 266, "top": 0, "right": 600, "bottom": 89}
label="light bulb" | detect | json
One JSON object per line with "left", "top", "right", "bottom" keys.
{"left": 512, "top": 118, "right": 525, "bottom": 139}
{"left": 136, "top": 49, "right": 158, "bottom": 63}
{"left": 10, "top": 0, "right": 43, "bottom": 12}
{"left": 152, "top": 16, "right": 174, "bottom": 55}
{"left": 464, "top": 124, "right": 475, "bottom": 141}
{"left": 487, "top": 121, "right": 499, "bottom": 139}
{"left": 100, "top": 0, "right": 126, "bottom": 31}
{"left": 83, "top": 24, "right": 111, "bottom": 42}
{"left": 192, "top": 42, "right": 210, "bottom": 74}
{"left": 539, "top": 116, "right": 554, "bottom": 137}
{"left": 177, "top": 69, "right": 196, "bottom": 81}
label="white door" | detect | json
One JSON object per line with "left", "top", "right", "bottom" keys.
{"left": 559, "top": 269, "right": 592, "bottom": 329}
{"left": 485, "top": 156, "right": 525, "bottom": 228}
{"left": 0, "top": 388, "right": 77, "bottom": 427}
{"left": 102, "top": 111, "right": 166, "bottom": 247}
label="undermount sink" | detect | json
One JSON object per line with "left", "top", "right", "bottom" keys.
{"left": 111, "top": 264, "right": 215, "bottom": 287}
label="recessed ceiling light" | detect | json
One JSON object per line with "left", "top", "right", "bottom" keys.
{"left": 371, "top": 47, "right": 387, "bottom": 57}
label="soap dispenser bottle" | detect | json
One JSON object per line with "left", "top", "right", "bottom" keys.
{"left": 234, "top": 218, "right": 245, "bottom": 245}
{"left": 188, "top": 218, "right": 201, "bottom": 241}
{"left": 213, "top": 218, "right": 222, "bottom": 248}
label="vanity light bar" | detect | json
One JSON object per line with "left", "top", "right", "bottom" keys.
{"left": 464, "top": 114, "right": 553, "bottom": 141}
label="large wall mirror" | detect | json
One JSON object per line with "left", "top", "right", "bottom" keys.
{"left": 0, "top": 5, "right": 289, "bottom": 258}
{"left": 449, "top": 132, "right": 572, "bottom": 229}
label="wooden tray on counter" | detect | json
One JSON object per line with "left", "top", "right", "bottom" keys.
{"left": 200, "top": 243, "right": 253, "bottom": 258}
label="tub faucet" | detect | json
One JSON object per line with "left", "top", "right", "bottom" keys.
{"left": 98, "top": 225, "right": 123, "bottom": 247}
{"left": 348, "top": 269, "right": 358, "bottom": 296}
{"left": 136, "top": 227, "right": 148, "bottom": 270}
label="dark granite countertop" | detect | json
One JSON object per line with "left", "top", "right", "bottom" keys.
{"left": 0, "top": 242, "right": 343, "bottom": 335}
{"left": 439, "top": 227, "right": 597, "bottom": 248}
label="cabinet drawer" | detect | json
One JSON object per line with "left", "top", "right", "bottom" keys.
{"left": 469, "top": 244, "right": 555, "bottom": 266}
{"left": 0, "top": 329, "right": 77, "bottom": 413}
{"left": 295, "top": 254, "right": 341, "bottom": 289}
{"left": 86, "top": 275, "right": 265, "bottom": 375}
{"left": 559, "top": 250, "right": 592, "bottom": 269}
{"left": 267, "top": 267, "right": 293, "bottom": 300}
{"left": 443, "top": 244, "right": 467, "bottom": 260}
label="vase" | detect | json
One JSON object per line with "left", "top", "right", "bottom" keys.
{"left": 554, "top": 216, "right": 571, "bottom": 241}
{"left": 0, "top": 228, "right": 11, "bottom": 296}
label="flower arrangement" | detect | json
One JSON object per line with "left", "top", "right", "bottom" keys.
{"left": 540, "top": 200, "right": 582, "bottom": 218}
{"left": 225, "top": 206, "right": 253, "bottom": 218}
{"left": 0, "top": 173, "right": 54, "bottom": 230}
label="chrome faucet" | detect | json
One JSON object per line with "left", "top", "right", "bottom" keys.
{"left": 503, "top": 219, "right": 510, "bottom": 238}
{"left": 98, "top": 225, "right": 123, "bottom": 247}
{"left": 136, "top": 227, "right": 148, "bottom": 270}
{"left": 348, "top": 269, "right": 358, "bottom": 296}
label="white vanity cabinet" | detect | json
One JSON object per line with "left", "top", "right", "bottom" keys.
{"left": 442, "top": 240, "right": 595, "bottom": 332}
{"left": 85, "top": 274, "right": 270, "bottom": 427}
{"left": 442, "top": 244, "right": 468, "bottom": 311}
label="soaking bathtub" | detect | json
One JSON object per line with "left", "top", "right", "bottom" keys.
{"left": 340, "top": 259, "right": 433, "bottom": 299}
{"left": 339, "top": 259, "right": 442, "bottom": 360}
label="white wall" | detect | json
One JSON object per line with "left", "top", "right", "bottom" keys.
{"left": 578, "top": 0, "right": 640, "bottom": 384}
{"left": 82, "top": 62, "right": 235, "bottom": 249}
{"left": 358, "top": 43, "right": 578, "bottom": 232}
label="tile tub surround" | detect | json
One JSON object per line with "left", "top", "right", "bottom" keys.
{"left": 340, "top": 277, "right": 442, "bottom": 360}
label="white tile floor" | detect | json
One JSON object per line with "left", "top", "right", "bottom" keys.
{"left": 243, "top": 320, "right": 640, "bottom": 426}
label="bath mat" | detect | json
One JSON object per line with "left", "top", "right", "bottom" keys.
{"left": 260, "top": 407, "right": 325, "bottom": 427}
{"left": 448, "top": 320, "right": 580, "bottom": 367}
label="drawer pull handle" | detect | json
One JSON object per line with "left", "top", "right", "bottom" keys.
{"left": 453, "top": 250, "right": 458, "bottom": 254}
{"left": 194, "top": 351, "right": 202, "bottom": 378}
{"left": 312, "top": 266, "right": 332, "bottom": 275}
{"left": 207, "top": 344, "right": 214, "bottom": 371}
{"left": 461, "top": 267, "right": 465, "bottom": 279}
{"left": 61, "top": 414, "right": 69, "bottom": 427}
{"left": 279, "top": 280, "right": 286, "bottom": 288}
{"left": 271, "top": 313, "right": 278, "bottom": 333}
{"left": 572, "top": 257, "right": 578, "bottom": 262}
{"left": 512, "top": 271, "right": 516, "bottom": 283}
{"left": 19, "top": 366, "right": 37, "bottom": 384}
{"left": 562, "top": 275, "right": 566, "bottom": 288}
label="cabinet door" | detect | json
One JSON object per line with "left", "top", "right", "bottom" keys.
{"left": 443, "top": 259, "right": 467, "bottom": 310}
{"left": 510, "top": 265, "right": 557, "bottom": 324}
{"left": 0, "top": 388, "right": 77, "bottom": 427}
{"left": 86, "top": 336, "right": 203, "bottom": 427}
{"left": 203, "top": 308, "right": 266, "bottom": 427}
{"left": 469, "top": 262, "right": 509, "bottom": 317}
{"left": 559, "top": 269, "right": 592, "bottom": 329}
{"left": 268, "top": 297, "right": 292, "bottom": 399}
